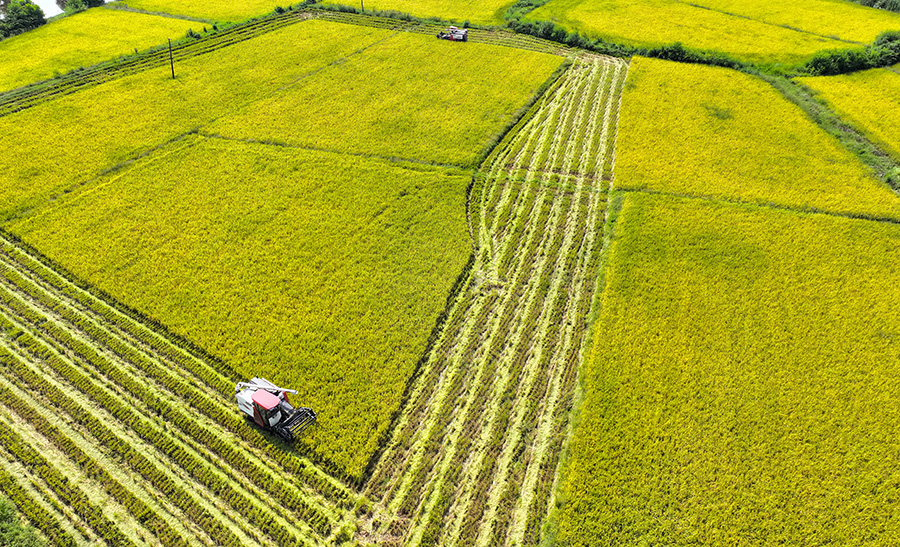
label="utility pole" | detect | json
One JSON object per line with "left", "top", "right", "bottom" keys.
{"left": 168, "top": 39, "right": 175, "bottom": 79}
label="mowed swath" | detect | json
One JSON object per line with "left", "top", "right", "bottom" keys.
{"left": 0, "top": 231, "right": 357, "bottom": 546}
{"left": 7, "top": 137, "right": 472, "bottom": 478}
{"left": 358, "top": 55, "right": 628, "bottom": 547}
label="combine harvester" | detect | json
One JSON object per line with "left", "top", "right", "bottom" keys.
{"left": 235, "top": 378, "right": 316, "bottom": 441}
{"left": 437, "top": 26, "right": 468, "bottom": 41}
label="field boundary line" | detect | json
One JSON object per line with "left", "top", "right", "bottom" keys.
{"left": 616, "top": 186, "right": 900, "bottom": 225}
{"left": 102, "top": 3, "right": 217, "bottom": 23}
{"left": 678, "top": 1, "right": 862, "bottom": 45}
{"left": 199, "top": 133, "right": 469, "bottom": 171}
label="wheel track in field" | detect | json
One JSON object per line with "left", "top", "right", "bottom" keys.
{"left": 357, "top": 55, "right": 629, "bottom": 547}
{"left": 0, "top": 233, "right": 358, "bottom": 546}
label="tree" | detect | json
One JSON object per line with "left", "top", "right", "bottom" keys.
{"left": 1, "top": 0, "right": 45, "bottom": 38}
{"left": 63, "top": 0, "right": 85, "bottom": 15}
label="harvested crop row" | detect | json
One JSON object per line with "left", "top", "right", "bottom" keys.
{"left": 358, "top": 55, "right": 628, "bottom": 547}
{"left": 0, "top": 246, "right": 353, "bottom": 519}
{"left": 0, "top": 231, "right": 356, "bottom": 546}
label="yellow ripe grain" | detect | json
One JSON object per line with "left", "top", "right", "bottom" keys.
{"left": 690, "top": 0, "right": 900, "bottom": 45}
{"left": 556, "top": 192, "right": 900, "bottom": 545}
{"left": 799, "top": 66, "right": 900, "bottom": 162}
{"left": 116, "top": 0, "right": 282, "bottom": 23}
{"left": 8, "top": 135, "right": 472, "bottom": 478}
{"left": 321, "top": 0, "right": 513, "bottom": 25}
{"left": 205, "top": 32, "right": 563, "bottom": 167}
{"left": 527, "top": 0, "right": 900, "bottom": 64}
{"left": 615, "top": 57, "right": 900, "bottom": 220}
{"left": 0, "top": 20, "right": 394, "bottom": 221}
{"left": 0, "top": 7, "right": 196, "bottom": 93}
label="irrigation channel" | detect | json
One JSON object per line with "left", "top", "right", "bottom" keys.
{"left": 360, "top": 55, "right": 628, "bottom": 546}
{"left": 0, "top": 8, "right": 628, "bottom": 545}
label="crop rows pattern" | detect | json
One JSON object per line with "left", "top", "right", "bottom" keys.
{"left": 0, "top": 231, "right": 357, "bottom": 546}
{"left": 358, "top": 55, "right": 628, "bottom": 547}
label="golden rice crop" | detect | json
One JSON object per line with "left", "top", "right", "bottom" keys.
{"left": 799, "top": 65, "right": 900, "bottom": 162}
{"left": 205, "top": 31, "right": 563, "bottom": 167}
{"left": 526, "top": 0, "right": 887, "bottom": 64}
{"left": 7, "top": 135, "right": 472, "bottom": 478}
{"left": 691, "top": 0, "right": 900, "bottom": 45}
{"left": 0, "top": 7, "right": 196, "bottom": 92}
{"left": 320, "top": 0, "right": 513, "bottom": 24}
{"left": 615, "top": 56, "right": 900, "bottom": 220}
{"left": 0, "top": 20, "right": 393, "bottom": 221}
{"left": 554, "top": 191, "right": 900, "bottom": 546}
{"left": 118, "top": 0, "right": 284, "bottom": 22}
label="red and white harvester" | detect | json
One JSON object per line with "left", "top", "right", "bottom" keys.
{"left": 235, "top": 378, "right": 316, "bottom": 441}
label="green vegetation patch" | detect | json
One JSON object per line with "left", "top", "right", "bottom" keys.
{"left": 206, "top": 31, "right": 563, "bottom": 167}
{"left": 799, "top": 65, "right": 900, "bottom": 162}
{"left": 7, "top": 135, "right": 472, "bottom": 477}
{"left": 553, "top": 191, "right": 900, "bottom": 546}
{"left": 0, "top": 7, "right": 197, "bottom": 93}
{"left": 0, "top": 19, "right": 392, "bottom": 221}
{"left": 615, "top": 57, "right": 900, "bottom": 219}
{"left": 525, "top": 0, "right": 900, "bottom": 64}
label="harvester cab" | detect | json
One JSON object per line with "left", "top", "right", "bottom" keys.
{"left": 235, "top": 378, "right": 316, "bottom": 442}
{"left": 437, "top": 26, "right": 468, "bottom": 41}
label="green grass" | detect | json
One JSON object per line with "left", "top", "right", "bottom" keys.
{"left": 7, "top": 135, "right": 472, "bottom": 478}
{"left": 525, "top": 0, "right": 900, "bottom": 64}
{"left": 615, "top": 56, "right": 900, "bottom": 219}
{"left": 0, "top": 19, "right": 393, "bottom": 222}
{"left": 0, "top": 7, "right": 197, "bottom": 93}
{"left": 205, "top": 31, "right": 564, "bottom": 167}
{"left": 553, "top": 191, "right": 900, "bottom": 546}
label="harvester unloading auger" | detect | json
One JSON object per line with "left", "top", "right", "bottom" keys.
{"left": 235, "top": 378, "right": 316, "bottom": 441}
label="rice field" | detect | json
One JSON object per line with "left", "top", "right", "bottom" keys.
{"left": 114, "top": 0, "right": 287, "bottom": 23}
{"left": 0, "top": 20, "right": 397, "bottom": 221}
{"left": 6, "top": 135, "right": 472, "bottom": 479}
{"left": 0, "top": 229, "right": 358, "bottom": 546}
{"left": 613, "top": 56, "right": 900, "bottom": 219}
{"left": 686, "top": 0, "right": 900, "bottom": 44}
{"left": 525, "top": 0, "right": 900, "bottom": 64}
{"left": 204, "top": 31, "right": 564, "bottom": 167}
{"left": 552, "top": 192, "right": 900, "bottom": 546}
{"left": 4, "top": 2, "right": 900, "bottom": 546}
{"left": 799, "top": 65, "right": 900, "bottom": 161}
{"left": 0, "top": 7, "right": 197, "bottom": 93}
{"left": 360, "top": 53, "right": 628, "bottom": 547}
{"left": 320, "top": 0, "right": 514, "bottom": 24}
